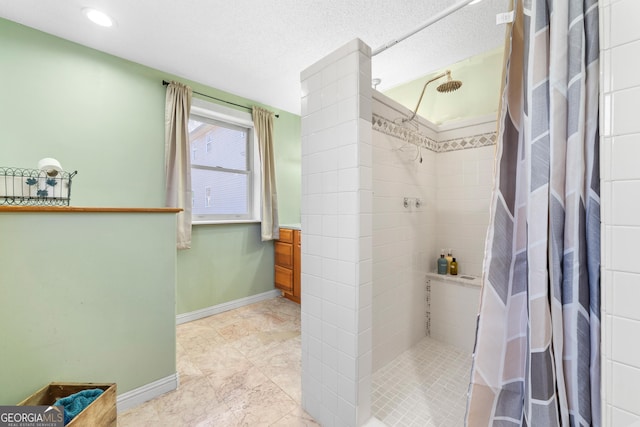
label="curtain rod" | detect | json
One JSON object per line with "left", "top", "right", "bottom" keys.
{"left": 162, "top": 80, "right": 279, "bottom": 118}
{"left": 372, "top": 0, "right": 477, "bottom": 56}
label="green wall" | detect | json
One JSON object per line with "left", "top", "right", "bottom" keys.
{"left": 383, "top": 46, "right": 504, "bottom": 124}
{"left": 0, "top": 212, "right": 177, "bottom": 404}
{"left": 177, "top": 223, "right": 274, "bottom": 312}
{"left": 0, "top": 17, "right": 302, "bottom": 401}
{"left": 0, "top": 17, "right": 302, "bottom": 318}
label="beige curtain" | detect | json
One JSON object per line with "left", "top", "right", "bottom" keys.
{"left": 252, "top": 106, "right": 279, "bottom": 241}
{"left": 164, "top": 81, "right": 193, "bottom": 249}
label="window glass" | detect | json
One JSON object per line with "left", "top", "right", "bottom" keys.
{"left": 189, "top": 113, "right": 254, "bottom": 222}
{"left": 191, "top": 169, "right": 247, "bottom": 215}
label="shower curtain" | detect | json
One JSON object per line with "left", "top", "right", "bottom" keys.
{"left": 466, "top": 0, "right": 600, "bottom": 426}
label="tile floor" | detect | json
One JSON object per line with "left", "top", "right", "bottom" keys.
{"left": 118, "top": 297, "right": 471, "bottom": 427}
{"left": 371, "top": 336, "right": 472, "bottom": 427}
{"left": 117, "top": 297, "right": 319, "bottom": 426}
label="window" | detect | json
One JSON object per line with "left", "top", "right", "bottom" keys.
{"left": 206, "top": 135, "right": 213, "bottom": 153}
{"left": 204, "top": 187, "right": 212, "bottom": 207}
{"left": 189, "top": 100, "right": 260, "bottom": 223}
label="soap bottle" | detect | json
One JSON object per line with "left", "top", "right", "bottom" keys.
{"left": 445, "top": 249, "right": 453, "bottom": 274}
{"left": 450, "top": 258, "right": 458, "bottom": 275}
{"left": 437, "top": 250, "right": 448, "bottom": 275}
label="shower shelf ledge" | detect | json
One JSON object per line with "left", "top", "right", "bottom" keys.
{"left": 425, "top": 272, "right": 481, "bottom": 288}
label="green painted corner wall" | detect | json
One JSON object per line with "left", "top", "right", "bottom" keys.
{"left": 0, "top": 18, "right": 301, "bottom": 219}
{"left": 0, "top": 17, "right": 301, "bottom": 314}
{"left": 177, "top": 223, "right": 274, "bottom": 313}
{"left": 383, "top": 46, "right": 505, "bottom": 124}
{"left": 0, "top": 16, "right": 301, "bottom": 399}
{"left": 0, "top": 212, "right": 177, "bottom": 404}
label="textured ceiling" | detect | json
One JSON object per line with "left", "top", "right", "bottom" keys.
{"left": 0, "top": 0, "right": 510, "bottom": 115}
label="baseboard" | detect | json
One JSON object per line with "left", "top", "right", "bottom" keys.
{"left": 176, "top": 289, "right": 281, "bottom": 325}
{"left": 116, "top": 373, "right": 178, "bottom": 413}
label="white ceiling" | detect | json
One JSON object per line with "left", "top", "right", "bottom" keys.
{"left": 0, "top": 0, "right": 509, "bottom": 115}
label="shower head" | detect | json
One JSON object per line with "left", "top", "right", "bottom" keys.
{"left": 401, "top": 70, "right": 463, "bottom": 123}
{"left": 437, "top": 74, "right": 463, "bottom": 93}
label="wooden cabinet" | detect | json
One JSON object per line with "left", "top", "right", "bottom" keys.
{"left": 274, "top": 227, "right": 301, "bottom": 304}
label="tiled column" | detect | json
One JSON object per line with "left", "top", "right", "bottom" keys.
{"left": 300, "top": 39, "right": 373, "bottom": 427}
{"left": 600, "top": 0, "right": 640, "bottom": 425}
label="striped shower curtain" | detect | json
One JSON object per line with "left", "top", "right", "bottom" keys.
{"left": 466, "top": 0, "right": 600, "bottom": 426}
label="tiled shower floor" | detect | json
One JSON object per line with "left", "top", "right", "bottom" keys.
{"left": 371, "top": 336, "right": 472, "bottom": 427}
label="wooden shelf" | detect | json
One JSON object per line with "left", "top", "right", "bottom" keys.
{"left": 0, "top": 206, "right": 182, "bottom": 213}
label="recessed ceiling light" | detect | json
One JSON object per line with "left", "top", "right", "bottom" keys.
{"left": 83, "top": 8, "right": 114, "bottom": 27}
{"left": 469, "top": 0, "right": 483, "bottom": 4}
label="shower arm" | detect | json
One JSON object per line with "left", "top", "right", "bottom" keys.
{"left": 402, "top": 70, "right": 450, "bottom": 123}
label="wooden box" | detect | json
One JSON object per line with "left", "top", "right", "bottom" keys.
{"left": 18, "top": 382, "right": 116, "bottom": 427}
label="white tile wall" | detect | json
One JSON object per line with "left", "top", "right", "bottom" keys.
{"left": 601, "top": 0, "right": 640, "bottom": 424}
{"left": 300, "top": 38, "right": 373, "bottom": 427}
{"left": 429, "top": 278, "right": 481, "bottom": 353}
{"left": 435, "top": 146, "right": 494, "bottom": 276}
{"left": 610, "top": 40, "right": 640, "bottom": 91}
{"left": 370, "top": 91, "right": 494, "bottom": 372}
{"left": 371, "top": 126, "right": 437, "bottom": 371}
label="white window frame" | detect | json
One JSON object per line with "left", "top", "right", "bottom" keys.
{"left": 189, "top": 98, "right": 261, "bottom": 225}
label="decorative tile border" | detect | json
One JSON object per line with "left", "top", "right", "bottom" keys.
{"left": 371, "top": 114, "right": 439, "bottom": 151}
{"left": 372, "top": 113, "right": 497, "bottom": 153}
{"left": 439, "top": 132, "right": 497, "bottom": 152}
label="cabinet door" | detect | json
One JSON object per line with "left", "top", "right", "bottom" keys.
{"left": 275, "top": 265, "right": 293, "bottom": 292}
{"left": 278, "top": 228, "right": 293, "bottom": 243}
{"left": 274, "top": 241, "right": 293, "bottom": 269}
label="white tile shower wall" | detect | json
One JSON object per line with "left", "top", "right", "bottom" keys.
{"left": 601, "top": 0, "right": 640, "bottom": 424}
{"left": 371, "top": 124, "right": 437, "bottom": 371}
{"left": 369, "top": 91, "right": 494, "bottom": 372}
{"left": 435, "top": 146, "right": 494, "bottom": 276}
{"left": 429, "top": 279, "right": 481, "bottom": 353}
{"left": 300, "top": 39, "right": 373, "bottom": 427}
